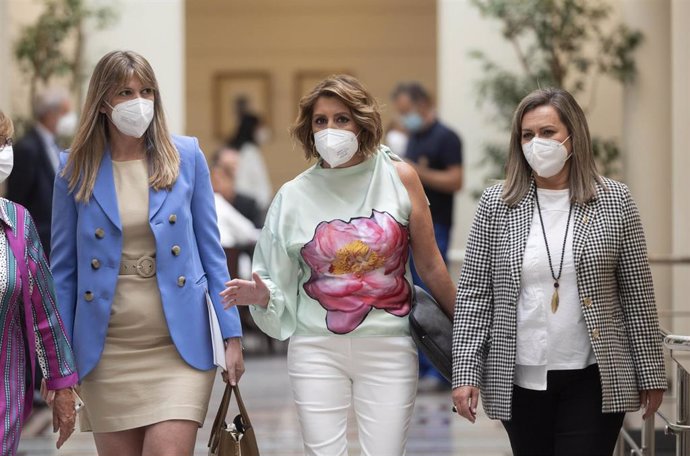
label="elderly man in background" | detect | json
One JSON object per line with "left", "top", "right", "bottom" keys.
{"left": 7, "top": 87, "right": 77, "bottom": 257}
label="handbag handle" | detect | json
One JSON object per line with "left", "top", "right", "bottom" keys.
{"left": 208, "top": 384, "right": 253, "bottom": 450}
{"left": 232, "top": 385, "right": 253, "bottom": 429}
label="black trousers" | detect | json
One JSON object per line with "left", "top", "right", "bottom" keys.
{"left": 502, "top": 364, "right": 625, "bottom": 456}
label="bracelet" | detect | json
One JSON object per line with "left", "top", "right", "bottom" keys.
{"left": 69, "top": 387, "right": 84, "bottom": 412}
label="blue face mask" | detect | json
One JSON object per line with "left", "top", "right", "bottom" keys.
{"left": 402, "top": 112, "right": 424, "bottom": 133}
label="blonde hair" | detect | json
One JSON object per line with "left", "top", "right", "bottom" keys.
{"left": 66, "top": 50, "right": 179, "bottom": 202}
{"left": 0, "top": 111, "right": 14, "bottom": 138}
{"left": 502, "top": 88, "right": 602, "bottom": 206}
{"left": 291, "top": 75, "right": 383, "bottom": 160}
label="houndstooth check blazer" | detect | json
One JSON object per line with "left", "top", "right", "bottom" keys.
{"left": 452, "top": 177, "right": 667, "bottom": 421}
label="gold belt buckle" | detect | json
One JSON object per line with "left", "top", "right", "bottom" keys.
{"left": 136, "top": 256, "right": 156, "bottom": 278}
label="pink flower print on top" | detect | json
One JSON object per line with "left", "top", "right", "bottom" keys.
{"left": 301, "top": 210, "right": 412, "bottom": 334}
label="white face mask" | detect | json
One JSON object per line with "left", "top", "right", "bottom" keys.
{"left": 106, "top": 98, "right": 154, "bottom": 138}
{"left": 56, "top": 111, "right": 78, "bottom": 137}
{"left": 522, "top": 135, "right": 571, "bottom": 178}
{"left": 0, "top": 145, "right": 14, "bottom": 184}
{"left": 255, "top": 126, "right": 272, "bottom": 145}
{"left": 314, "top": 128, "right": 359, "bottom": 168}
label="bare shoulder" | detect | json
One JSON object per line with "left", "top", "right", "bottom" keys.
{"left": 391, "top": 160, "right": 422, "bottom": 190}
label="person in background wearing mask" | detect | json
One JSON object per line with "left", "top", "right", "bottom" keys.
{"left": 392, "top": 81, "right": 463, "bottom": 390}
{"left": 384, "top": 118, "right": 409, "bottom": 158}
{"left": 227, "top": 109, "right": 273, "bottom": 211}
{"left": 0, "top": 110, "right": 78, "bottom": 455}
{"left": 221, "top": 75, "right": 456, "bottom": 456}
{"left": 452, "top": 88, "right": 666, "bottom": 455}
{"left": 50, "top": 50, "right": 244, "bottom": 456}
{"left": 7, "top": 87, "right": 77, "bottom": 258}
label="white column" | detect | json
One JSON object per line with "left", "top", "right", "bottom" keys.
{"left": 84, "top": 0, "right": 185, "bottom": 134}
{"left": 0, "top": 1, "right": 10, "bottom": 113}
{"left": 437, "top": 0, "right": 520, "bottom": 274}
{"left": 621, "top": 0, "right": 673, "bottom": 326}
{"left": 622, "top": 0, "right": 673, "bottom": 327}
{"left": 671, "top": 0, "right": 690, "bottom": 334}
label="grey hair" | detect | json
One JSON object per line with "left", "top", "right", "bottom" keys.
{"left": 502, "top": 88, "right": 603, "bottom": 206}
{"left": 32, "top": 87, "right": 70, "bottom": 120}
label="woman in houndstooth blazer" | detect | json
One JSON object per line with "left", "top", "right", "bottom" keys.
{"left": 451, "top": 88, "right": 667, "bottom": 456}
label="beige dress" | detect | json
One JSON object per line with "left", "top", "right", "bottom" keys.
{"left": 79, "top": 159, "right": 215, "bottom": 432}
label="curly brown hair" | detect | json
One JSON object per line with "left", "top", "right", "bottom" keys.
{"left": 291, "top": 75, "right": 383, "bottom": 160}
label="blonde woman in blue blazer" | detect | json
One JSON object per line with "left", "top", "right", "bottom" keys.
{"left": 50, "top": 50, "right": 244, "bottom": 456}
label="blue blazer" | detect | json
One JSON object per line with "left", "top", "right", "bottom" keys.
{"left": 51, "top": 135, "right": 242, "bottom": 379}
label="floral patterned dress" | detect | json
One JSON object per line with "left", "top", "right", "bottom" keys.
{"left": 249, "top": 147, "right": 414, "bottom": 340}
{"left": 0, "top": 199, "right": 77, "bottom": 455}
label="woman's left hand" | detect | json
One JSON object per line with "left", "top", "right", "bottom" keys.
{"left": 223, "top": 337, "right": 245, "bottom": 386}
{"left": 640, "top": 389, "right": 664, "bottom": 419}
{"left": 221, "top": 272, "right": 270, "bottom": 309}
{"left": 52, "top": 388, "right": 76, "bottom": 449}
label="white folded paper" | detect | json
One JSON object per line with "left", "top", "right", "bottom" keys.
{"left": 206, "top": 292, "right": 227, "bottom": 370}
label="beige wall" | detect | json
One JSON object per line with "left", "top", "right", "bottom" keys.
{"left": 185, "top": 0, "right": 437, "bottom": 187}
{"left": 2, "top": 0, "right": 50, "bottom": 117}
{"left": 0, "top": 0, "right": 11, "bottom": 112}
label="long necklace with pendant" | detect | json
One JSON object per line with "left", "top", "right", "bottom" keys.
{"left": 534, "top": 190, "right": 573, "bottom": 313}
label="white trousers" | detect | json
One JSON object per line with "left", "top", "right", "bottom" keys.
{"left": 287, "top": 336, "right": 418, "bottom": 456}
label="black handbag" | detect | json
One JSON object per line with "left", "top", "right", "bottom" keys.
{"left": 409, "top": 285, "right": 453, "bottom": 382}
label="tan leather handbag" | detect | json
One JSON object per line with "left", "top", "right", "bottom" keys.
{"left": 208, "top": 384, "right": 260, "bottom": 456}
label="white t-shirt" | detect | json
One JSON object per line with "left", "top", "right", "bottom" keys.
{"left": 234, "top": 142, "right": 273, "bottom": 210}
{"left": 514, "top": 188, "right": 596, "bottom": 390}
{"left": 213, "top": 193, "right": 260, "bottom": 248}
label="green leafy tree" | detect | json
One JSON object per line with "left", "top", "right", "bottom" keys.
{"left": 14, "top": 0, "right": 117, "bottom": 113}
{"left": 471, "top": 0, "right": 643, "bottom": 193}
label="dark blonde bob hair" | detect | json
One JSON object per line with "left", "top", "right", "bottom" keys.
{"left": 502, "top": 87, "right": 603, "bottom": 206}
{"left": 291, "top": 74, "right": 383, "bottom": 160}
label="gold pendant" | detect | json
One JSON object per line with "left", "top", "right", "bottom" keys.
{"left": 551, "top": 288, "right": 559, "bottom": 313}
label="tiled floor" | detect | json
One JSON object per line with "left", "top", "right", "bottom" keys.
{"left": 18, "top": 355, "right": 512, "bottom": 456}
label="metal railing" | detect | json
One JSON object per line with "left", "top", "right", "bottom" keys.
{"left": 615, "top": 330, "right": 690, "bottom": 456}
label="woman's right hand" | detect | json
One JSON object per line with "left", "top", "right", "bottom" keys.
{"left": 453, "top": 385, "right": 480, "bottom": 423}
{"left": 220, "top": 272, "right": 270, "bottom": 309}
{"left": 52, "top": 388, "right": 77, "bottom": 449}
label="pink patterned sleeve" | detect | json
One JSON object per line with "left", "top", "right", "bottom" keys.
{"left": 24, "top": 212, "right": 78, "bottom": 390}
